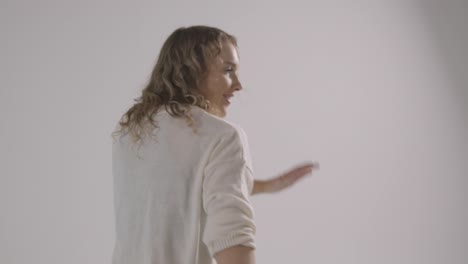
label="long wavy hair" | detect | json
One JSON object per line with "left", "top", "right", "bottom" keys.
{"left": 111, "top": 26, "right": 238, "bottom": 145}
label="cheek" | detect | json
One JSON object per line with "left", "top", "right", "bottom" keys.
{"left": 218, "top": 75, "right": 232, "bottom": 86}
{"left": 203, "top": 77, "right": 224, "bottom": 97}
{"left": 212, "top": 76, "right": 231, "bottom": 89}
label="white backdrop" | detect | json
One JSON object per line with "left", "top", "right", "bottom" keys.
{"left": 2, "top": 0, "right": 467, "bottom": 263}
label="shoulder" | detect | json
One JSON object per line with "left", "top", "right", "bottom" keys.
{"left": 191, "top": 107, "right": 253, "bottom": 168}
{"left": 191, "top": 106, "right": 246, "bottom": 139}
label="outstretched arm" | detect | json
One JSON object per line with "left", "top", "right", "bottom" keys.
{"left": 251, "top": 162, "right": 319, "bottom": 195}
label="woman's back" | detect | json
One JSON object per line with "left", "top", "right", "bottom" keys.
{"left": 111, "top": 106, "right": 256, "bottom": 264}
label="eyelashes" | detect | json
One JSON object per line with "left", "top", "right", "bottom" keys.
{"left": 225, "top": 67, "right": 239, "bottom": 75}
{"left": 224, "top": 66, "right": 240, "bottom": 77}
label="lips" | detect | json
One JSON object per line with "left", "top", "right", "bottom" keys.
{"left": 223, "top": 94, "right": 233, "bottom": 104}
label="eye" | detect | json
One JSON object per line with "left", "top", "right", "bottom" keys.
{"left": 224, "top": 67, "right": 234, "bottom": 73}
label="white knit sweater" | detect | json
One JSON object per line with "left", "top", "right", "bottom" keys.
{"left": 111, "top": 106, "right": 256, "bottom": 264}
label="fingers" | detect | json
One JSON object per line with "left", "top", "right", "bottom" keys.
{"left": 281, "top": 162, "right": 320, "bottom": 183}
{"left": 266, "top": 161, "right": 320, "bottom": 193}
{"left": 297, "top": 162, "right": 320, "bottom": 171}
{"left": 292, "top": 163, "right": 319, "bottom": 176}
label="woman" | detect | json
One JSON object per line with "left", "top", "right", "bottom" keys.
{"left": 111, "top": 25, "right": 319, "bottom": 264}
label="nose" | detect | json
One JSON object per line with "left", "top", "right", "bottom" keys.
{"left": 234, "top": 82, "right": 242, "bottom": 91}
{"left": 233, "top": 75, "right": 242, "bottom": 91}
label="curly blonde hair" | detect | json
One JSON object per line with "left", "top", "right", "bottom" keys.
{"left": 111, "top": 26, "right": 238, "bottom": 145}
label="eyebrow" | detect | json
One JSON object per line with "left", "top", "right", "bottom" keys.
{"left": 223, "top": 61, "right": 239, "bottom": 67}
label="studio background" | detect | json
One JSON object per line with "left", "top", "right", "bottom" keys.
{"left": 2, "top": 0, "right": 467, "bottom": 263}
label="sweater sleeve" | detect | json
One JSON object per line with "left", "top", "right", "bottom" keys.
{"left": 201, "top": 127, "right": 256, "bottom": 257}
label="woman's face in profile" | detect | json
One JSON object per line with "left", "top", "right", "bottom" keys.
{"left": 199, "top": 40, "right": 242, "bottom": 118}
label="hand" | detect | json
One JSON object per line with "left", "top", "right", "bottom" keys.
{"left": 252, "top": 162, "right": 319, "bottom": 195}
